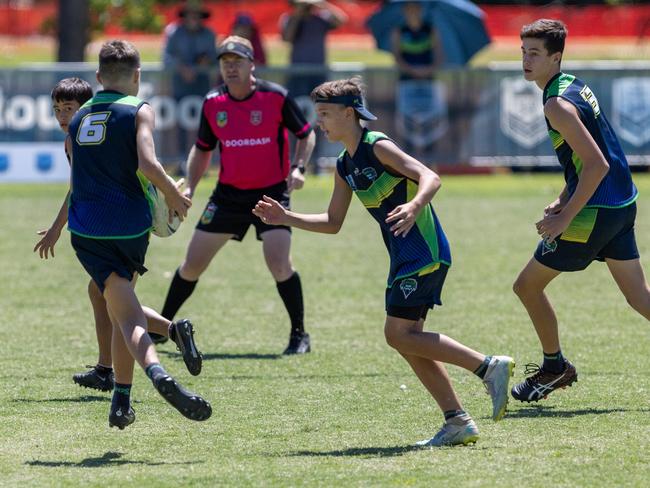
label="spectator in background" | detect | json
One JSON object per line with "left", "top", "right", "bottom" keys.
{"left": 231, "top": 13, "right": 266, "bottom": 66}
{"left": 281, "top": 0, "right": 347, "bottom": 95}
{"left": 281, "top": 1, "right": 348, "bottom": 168}
{"left": 391, "top": 2, "right": 443, "bottom": 81}
{"left": 390, "top": 1, "right": 447, "bottom": 161}
{"left": 162, "top": 0, "right": 218, "bottom": 174}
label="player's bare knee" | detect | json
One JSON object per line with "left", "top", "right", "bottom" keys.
{"left": 512, "top": 276, "right": 527, "bottom": 298}
{"left": 384, "top": 329, "right": 399, "bottom": 350}
{"left": 513, "top": 273, "right": 539, "bottom": 299}
{"left": 267, "top": 260, "right": 294, "bottom": 282}
{"left": 384, "top": 324, "right": 406, "bottom": 350}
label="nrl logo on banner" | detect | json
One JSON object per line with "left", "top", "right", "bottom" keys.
{"left": 500, "top": 77, "right": 546, "bottom": 149}
{"left": 611, "top": 77, "right": 650, "bottom": 147}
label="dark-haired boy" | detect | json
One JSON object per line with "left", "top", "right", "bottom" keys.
{"left": 512, "top": 19, "right": 650, "bottom": 402}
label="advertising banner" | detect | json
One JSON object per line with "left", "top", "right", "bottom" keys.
{"left": 1, "top": 62, "right": 650, "bottom": 182}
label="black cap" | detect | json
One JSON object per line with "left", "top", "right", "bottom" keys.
{"left": 217, "top": 40, "right": 254, "bottom": 61}
{"left": 313, "top": 95, "right": 377, "bottom": 121}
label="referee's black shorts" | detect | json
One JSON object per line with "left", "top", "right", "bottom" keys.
{"left": 196, "top": 181, "right": 291, "bottom": 241}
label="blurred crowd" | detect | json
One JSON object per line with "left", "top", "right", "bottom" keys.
{"left": 161, "top": 0, "right": 474, "bottom": 168}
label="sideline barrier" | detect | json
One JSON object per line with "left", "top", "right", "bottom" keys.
{"left": 2, "top": 62, "right": 650, "bottom": 182}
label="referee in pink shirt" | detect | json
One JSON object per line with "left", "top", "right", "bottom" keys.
{"left": 158, "top": 36, "right": 316, "bottom": 355}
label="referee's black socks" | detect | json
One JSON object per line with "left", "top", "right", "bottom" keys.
{"left": 276, "top": 272, "right": 305, "bottom": 335}
{"left": 161, "top": 268, "right": 198, "bottom": 321}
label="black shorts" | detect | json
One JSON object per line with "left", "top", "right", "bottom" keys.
{"left": 196, "top": 181, "right": 291, "bottom": 241}
{"left": 70, "top": 233, "right": 149, "bottom": 293}
{"left": 534, "top": 202, "right": 639, "bottom": 272}
{"left": 386, "top": 264, "right": 449, "bottom": 321}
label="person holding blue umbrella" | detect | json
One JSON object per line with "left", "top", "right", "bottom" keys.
{"left": 367, "top": 0, "right": 490, "bottom": 160}
{"left": 390, "top": 1, "right": 448, "bottom": 160}
{"left": 390, "top": 1, "right": 444, "bottom": 81}
{"left": 367, "top": 0, "right": 490, "bottom": 68}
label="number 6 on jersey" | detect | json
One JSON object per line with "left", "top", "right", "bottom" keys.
{"left": 76, "top": 112, "right": 111, "bottom": 145}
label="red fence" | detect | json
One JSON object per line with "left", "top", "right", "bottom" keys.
{"left": 483, "top": 5, "right": 650, "bottom": 39}
{"left": 3, "top": 2, "right": 650, "bottom": 39}
{"left": 0, "top": 4, "right": 56, "bottom": 36}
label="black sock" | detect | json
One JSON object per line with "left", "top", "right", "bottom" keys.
{"left": 161, "top": 269, "right": 198, "bottom": 320}
{"left": 473, "top": 355, "right": 492, "bottom": 379}
{"left": 96, "top": 364, "right": 113, "bottom": 375}
{"left": 444, "top": 409, "right": 466, "bottom": 421}
{"left": 168, "top": 323, "right": 177, "bottom": 343}
{"left": 542, "top": 350, "right": 565, "bottom": 374}
{"left": 145, "top": 363, "right": 168, "bottom": 384}
{"left": 276, "top": 272, "right": 304, "bottom": 335}
{"left": 111, "top": 383, "right": 131, "bottom": 411}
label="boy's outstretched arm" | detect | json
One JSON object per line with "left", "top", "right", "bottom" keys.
{"left": 373, "top": 140, "right": 441, "bottom": 237}
{"left": 34, "top": 191, "right": 70, "bottom": 259}
{"left": 536, "top": 97, "right": 610, "bottom": 243}
{"left": 34, "top": 135, "right": 73, "bottom": 260}
{"left": 253, "top": 171, "right": 353, "bottom": 234}
{"left": 136, "top": 104, "right": 191, "bottom": 220}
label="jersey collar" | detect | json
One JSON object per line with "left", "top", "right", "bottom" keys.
{"left": 543, "top": 72, "right": 563, "bottom": 96}
{"left": 225, "top": 81, "right": 257, "bottom": 102}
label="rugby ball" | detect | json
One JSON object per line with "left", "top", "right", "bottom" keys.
{"left": 148, "top": 182, "right": 181, "bottom": 238}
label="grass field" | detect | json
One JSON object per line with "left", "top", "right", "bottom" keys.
{"left": 1, "top": 174, "right": 650, "bottom": 486}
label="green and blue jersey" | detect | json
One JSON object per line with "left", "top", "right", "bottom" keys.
{"left": 336, "top": 129, "right": 451, "bottom": 287}
{"left": 68, "top": 90, "right": 153, "bottom": 239}
{"left": 398, "top": 23, "right": 435, "bottom": 80}
{"left": 543, "top": 72, "right": 637, "bottom": 208}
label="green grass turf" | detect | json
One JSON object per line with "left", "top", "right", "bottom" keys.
{"left": 1, "top": 174, "right": 650, "bottom": 486}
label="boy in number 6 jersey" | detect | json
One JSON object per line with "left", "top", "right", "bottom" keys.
{"left": 67, "top": 40, "right": 211, "bottom": 429}
{"left": 35, "top": 77, "right": 204, "bottom": 400}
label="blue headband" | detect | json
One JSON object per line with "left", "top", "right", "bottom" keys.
{"left": 313, "top": 95, "right": 377, "bottom": 121}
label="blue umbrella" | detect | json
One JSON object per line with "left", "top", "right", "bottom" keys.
{"left": 366, "top": 0, "right": 491, "bottom": 67}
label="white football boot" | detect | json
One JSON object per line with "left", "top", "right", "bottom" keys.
{"left": 482, "top": 355, "right": 516, "bottom": 421}
{"left": 416, "top": 413, "right": 479, "bottom": 447}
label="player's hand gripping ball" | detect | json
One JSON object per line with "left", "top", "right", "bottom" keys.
{"left": 149, "top": 178, "right": 182, "bottom": 237}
